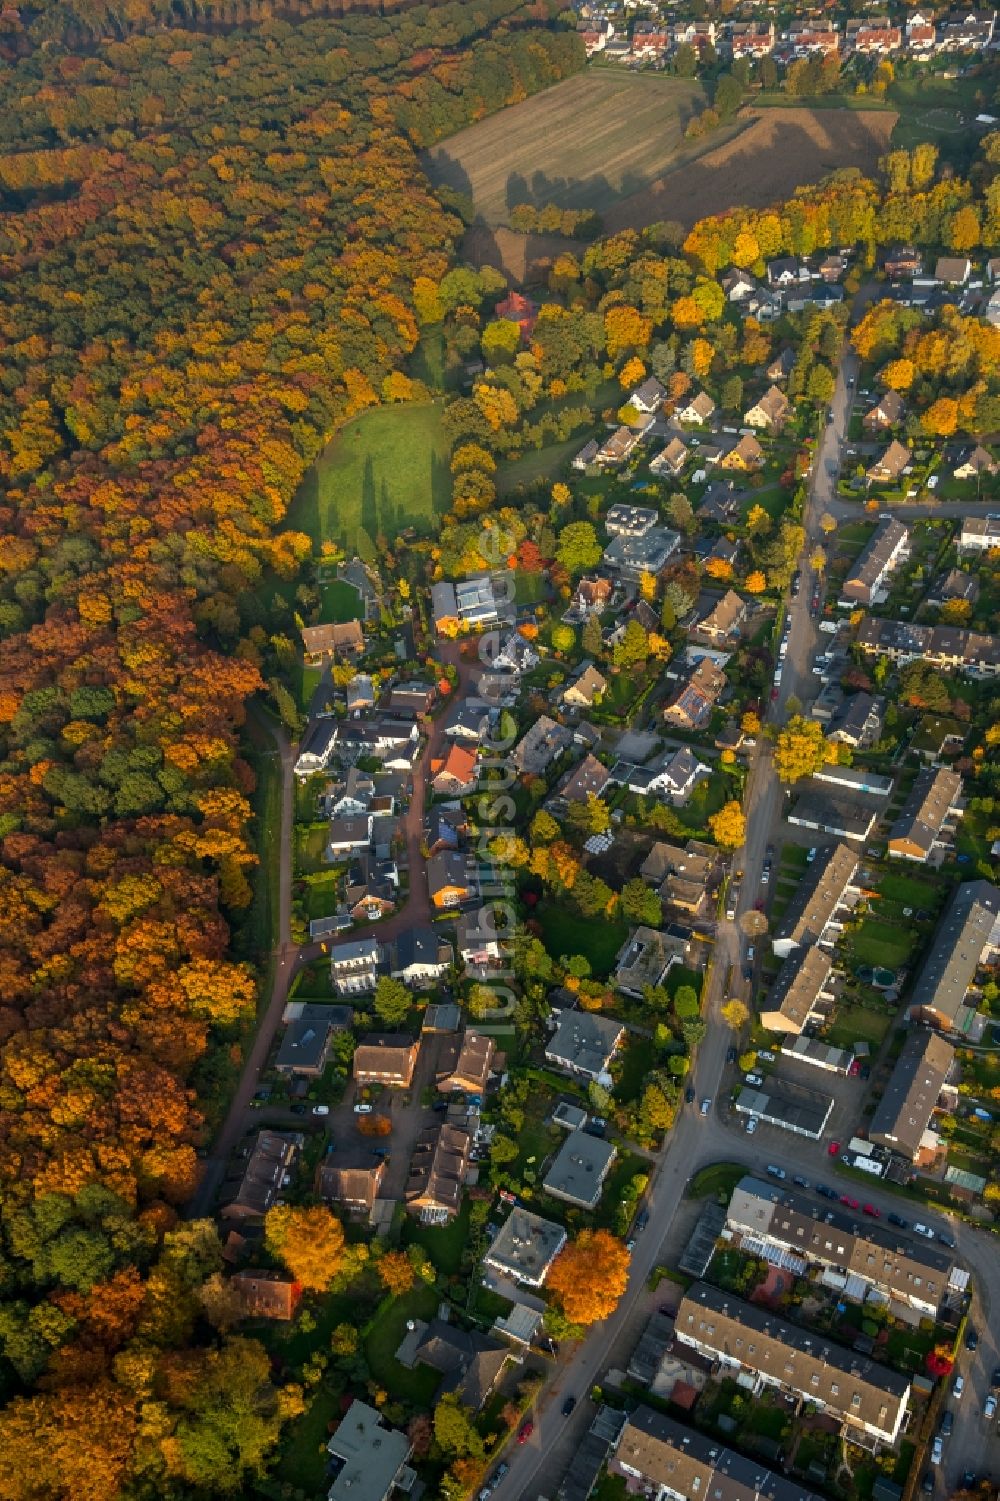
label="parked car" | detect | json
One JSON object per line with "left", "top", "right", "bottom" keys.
{"left": 757, "top": 1050, "right": 776, "bottom": 1063}
{"left": 913, "top": 1222, "right": 935, "bottom": 1239}
{"left": 635, "top": 1211, "right": 649, "bottom": 1234}
{"left": 840, "top": 1195, "right": 860, "bottom": 1210}
{"left": 726, "top": 1047, "right": 737, "bottom": 1064}
{"left": 816, "top": 1185, "right": 837, "bottom": 1200}
{"left": 744, "top": 1072, "right": 763, "bottom": 1087}
{"left": 494, "top": 1463, "right": 509, "bottom": 1482}
{"left": 766, "top": 1164, "right": 786, "bottom": 1181}
{"left": 930, "top": 1436, "right": 943, "bottom": 1466}
{"left": 700, "top": 1098, "right": 712, "bottom": 1117}
{"left": 806, "top": 847, "right": 818, "bottom": 863}
{"left": 921, "top": 1474, "right": 933, "bottom": 1495}
{"left": 887, "top": 1212, "right": 908, "bottom": 1229}
{"left": 685, "top": 1086, "right": 695, "bottom": 1104}
{"left": 966, "top": 1326, "right": 978, "bottom": 1351}
{"left": 938, "top": 1230, "right": 957, "bottom": 1248}
{"left": 985, "top": 1395, "right": 997, "bottom": 1421}
{"left": 953, "top": 1376, "right": 965, "bottom": 1401}
{"left": 991, "top": 1366, "right": 1000, "bottom": 1391}
{"left": 862, "top": 1203, "right": 880, "bottom": 1218}
{"left": 354, "top": 1103, "right": 373, "bottom": 1115}
{"left": 562, "top": 1395, "right": 577, "bottom": 1416}
{"left": 746, "top": 1118, "right": 757, "bottom": 1135}
{"left": 940, "top": 1411, "right": 954, "bottom": 1438}
{"left": 312, "top": 1104, "right": 330, "bottom": 1117}
{"left": 793, "top": 1176, "right": 809, "bottom": 1189}
{"left": 517, "top": 1420, "right": 534, "bottom": 1444}
{"left": 827, "top": 1141, "right": 840, "bottom": 1156}
{"left": 290, "top": 1103, "right": 307, "bottom": 1115}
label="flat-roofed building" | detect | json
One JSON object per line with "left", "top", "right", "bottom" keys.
{"left": 810, "top": 764, "right": 893, "bottom": 798}
{"left": 327, "top": 1401, "right": 413, "bottom": 1501}
{"left": 760, "top": 947, "right": 835, "bottom": 1036}
{"left": 726, "top": 1175, "right": 959, "bottom": 1316}
{"left": 675, "top": 1283, "right": 910, "bottom": 1447}
{"left": 869, "top": 1029, "right": 956, "bottom": 1161}
{"left": 909, "top": 879, "right": 1000, "bottom": 1034}
{"left": 545, "top": 1010, "right": 624, "bottom": 1083}
{"left": 611, "top": 1406, "right": 823, "bottom": 1501}
{"left": 772, "top": 842, "right": 860, "bottom": 959}
{"left": 484, "top": 1209, "right": 567, "bottom": 1288}
{"left": 888, "top": 766, "right": 963, "bottom": 863}
{"left": 787, "top": 794, "right": 876, "bottom": 844}
{"left": 734, "top": 1076, "right": 834, "bottom": 1139}
{"left": 542, "top": 1129, "right": 616, "bottom": 1209}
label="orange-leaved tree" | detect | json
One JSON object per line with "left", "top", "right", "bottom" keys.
{"left": 547, "top": 1229, "right": 630, "bottom": 1325}
{"left": 264, "top": 1204, "right": 344, "bottom": 1292}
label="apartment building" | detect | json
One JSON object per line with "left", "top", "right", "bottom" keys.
{"left": 856, "top": 615, "right": 1000, "bottom": 678}
{"left": 760, "top": 947, "right": 835, "bottom": 1036}
{"left": 839, "top": 518, "right": 910, "bottom": 607}
{"left": 611, "top": 1407, "right": 822, "bottom": 1501}
{"left": 908, "top": 879, "right": 1000, "bottom": 1035}
{"left": 675, "top": 1283, "right": 910, "bottom": 1447}
{"left": 772, "top": 842, "right": 860, "bottom": 958}
{"left": 329, "top": 935, "right": 382, "bottom": 995}
{"left": 353, "top": 1033, "right": 420, "bottom": 1089}
{"left": 888, "top": 766, "right": 964, "bottom": 863}
{"left": 869, "top": 1029, "right": 957, "bottom": 1162}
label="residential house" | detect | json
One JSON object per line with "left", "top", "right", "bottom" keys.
{"left": 884, "top": 245, "right": 922, "bottom": 279}
{"left": 863, "top": 389, "right": 906, "bottom": 431}
{"left": 846, "top": 17, "right": 903, "bottom": 50}
{"left": 427, "top": 850, "right": 475, "bottom": 910}
{"left": 231, "top": 1271, "right": 301, "bottom": 1321}
{"left": 625, "top": 746, "right": 711, "bottom": 804}
{"left": 572, "top": 438, "right": 600, "bottom": 471}
{"left": 456, "top": 906, "right": 506, "bottom": 973}
{"left": 329, "top": 766, "right": 375, "bottom": 817}
{"left": 492, "top": 630, "right": 539, "bottom": 675}
{"left": 446, "top": 704, "right": 491, "bottom": 743}
{"left": 329, "top": 936, "right": 382, "bottom": 995}
{"left": 938, "top": 567, "right": 980, "bottom": 604}
{"left": 939, "top": 8, "right": 995, "bottom": 48}
{"left": 675, "top": 1283, "right": 910, "bottom": 1447}
{"left": 327, "top": 1402, "right": 413, "bottom": 1501}
{"left": 693, "top": 588, "right": 747, "bottom": 644}
{"left": 818, "top": 251, "right": 848, "bottom": 282}
{"left": 906, "top": 10, "right": 938, "bottom": 51}
{"left": 789, "top": 21, "right": 840, "bottom": 51}
{"left": 870, "top": 1029, "right": 957, "bottom": 1162}
{"left": 866, "top": 439, "right": 911, "bottom": 486}
{"left": 911, "top": 713, "right": 969, "bottom": 763}
{"left": 856, "top": 615, "right": 1000, "bottom": 678}
{"left": 542, "top": 1129, "right": 616, "bottom": 1209}
{"left": 615, "top": 925, "right": 686, "bottom": 998}
{"left": 401, "top": 1321, "right": 512, "bottom": 1413}
{"left": 603, "top": 525, "right": 681, "bottom": 581}
{"left": 772, "top": 842, "right": 861, "bottom": 958}
{"left": 606, "top": 504, "right": 659, "bottom": 538}
{"left": 722, "top": 266, "right": 758, "bottom": 301}
{"left": 662, "top": 656, "right": 727, "bottom": 730}
{"left": 494, "top": 290, "right": 537, "bottom": 340}
{"left": 761, "top": 948, "right": 835, "bottom": 1035}
{"left": 839, "top": 517, "right": 911, "bottom": 606}
{"left": 353, "top": 1033, "right": 420, "bottom": 1089}
{"left": 827, "top": 692, "right": 884, "bottom": 750}
{"left": 719, "top": 433, "right": 765, "bottom": 471}
{"left": 960, "top": 516, "right": 1000, "bottom": 553}
{"left": 545, "top": 1009, "right": 624, "bottom": 1083}
{"left": 726, "top": 1175, "right": 960, "bottom": 1316}
{"left": 293, "top": 720, "right": 339, "bottom": 779}
{"left": 908, "top": 879, "right": 1000, "bottom": 1034}
{"left": 387, "top": 926, "right": 451, "bottom": 988}
{"left": 954, "top": 444, "right": 997, "bottom": 480}
{"left": 274, "top": 1012, "right": 343, "bottom": 1076}
{"left": 316, "top": 1160, "right": 386, "bottom": 1220}
{"left": 597, "top": 425, "right": 644, "bottom": 467}
{"left": 888, "top": 766, "right": 964, "bottom": 862}
{"left": 431, "top": 742, "right": 478, "bottom": 798}
{"left": 557, "top": 752, "right": 611, "bottom": 804}
{"left": 744, "top": 384, "right": 790, "bottom": 432}
{"left": 425, "top": 804, "right": 467, "bottom": 855}
{"left": 336, "top": 718, "right": 419, "bottom": 770}
{"left": 729, "top": 18, "right": 775, "bottom": 55}
{"left": 649, "top": 436, "right": 688, "bottom": 477}
{"left": 387, "top": 681, "right": 435, "bottom": 717}
{"left": 344, "top": 853, "right": 398, "bottom": 921}
{"left": 630, "top": 376, "right": 667, "bottom": 413}
{"left": 562, "top": 664, "right": 608, "bottom": 710}
{"left": 326, "top": 815, "right": 373, "bottom": 858}
{"left": 406, "top": 1122, "right": 472, "bottom": 1220}
{"left": 431, "top": 576, "right": 501, "bottom": 632}
{"left": 610, "top": 1407, "right": 823, "bottom": 1501}
{"left": 484, "top": 1209, "right": 567, "bottom": 1288}
{"left": 345, "top": 673, "right": 375, "bottom": 714}
{"left": 437, "top": 1030, "right": 495, "bottom": 1095}
{"left": 512, "top": 714, "right": 573, "bottom": 775}
{"left": 300, "top": 619, "right": 364, "bottom": 663}
{"left": 222, "top": 1131, "right": 300, "bottom": 1221}
{"left": 674, "top": 391, "right": 716, "bottom": 426}
{"left": 766, "top": 347, "right": 797, "bottom": 382}
{"left": 766, "top": 256, "right": 807, "bottom": 288}
{"left": 935, "top": 254, "right": 972, "bottom": 284}
{"left": 566, "top": 575, "right": 612, "bottom": 622}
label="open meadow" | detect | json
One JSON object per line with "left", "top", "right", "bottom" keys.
{"left": 288, "top": 402, "right": 450, "bottom": 550}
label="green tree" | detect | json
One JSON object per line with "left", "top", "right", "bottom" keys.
{"left": 673, "top": 985, "right": 700, "bottom": 1020}
{"left": 620, "top": 878, "right": 662, "bottom": 926}
{"left": 551, "top": 622, "right": 576, "bottom": 653}
{"left": 556, "top": 522, "right": 601, "bottom": 574}
{"left": 373, "top": 976, "right": 411, "bottom": 1027}
{"left": 774, "top": 715, "right": 832, "bottom": 783}
{"left": 530, "top": 809, "right": 560, "bottom": 844}
{"left": 434, "top": 1394, "right": 484, "bottom": 1458}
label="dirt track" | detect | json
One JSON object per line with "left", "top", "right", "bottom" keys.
{"left": 604, "top": 106, "right": 897, "bottom": 231}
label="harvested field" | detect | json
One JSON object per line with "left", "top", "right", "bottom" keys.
{"left": 424, "top": 72, "right": 718, "bottom": 225}
{"left": 604, "top": 107, "right": 896, "bottom": 231}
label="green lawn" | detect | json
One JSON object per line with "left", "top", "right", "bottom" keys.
{"left": 289, "top": 402, "right": 450, "bottom": 549}
{"left": 846, "top": 916, "right": 916, "bottom": 970}
{"left": 274, "top": 1383, "right": 343, "bottom": 1493}
{"left": 238, "top": 738, "right": 283, "bottom": 967}
{"left": 402, "top": 1200, "right": 471, "bottom": 1276}
{"left": 303, "top": 871, "right": 341, "bottom": 921}
{"left": 321, "top": 578, "right": 364, "bottom": 622}
{"left": 295, "top": 824, "right": 330, "bottom": 877}
{"left": 876, "top": 871, "right": 944, "bottom": 910}
{"left": 535, "top": 904, "right": 628, "bottom": 978}
{"left": 497, "top": 438, "right": 581, "bottom": 495}
{"left": 365, "top": 1283, "right": 442, "bottom": 1406}
{"left": 687, "top": 1162, "right": 745, "bottom": 1201}
{"left": 824, "top": 1005, "right": 892, "bottom": 1051}
{"left": 613, "top": 1040, "right": 649, "bottom": 1104}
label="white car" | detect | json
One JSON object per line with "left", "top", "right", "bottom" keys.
{"left": 953, "top": 1375, "right": 965, "bottom": 1401}
{"left": 913, "top": 1222, "right": 935, "bottom": 1239}
{"left": 745, "top": 1072, "right": 764, "bottom": 1087}
{"left": 986, "top": 1394, "right": 997, "bottom": 1420}
{"left": 700, "top": 1098, "right": 712, "bottom": 1117}
{"left": 931, "top": 1436, "right": 943, "bottom": 1465}
{"left": 746, "top": 1117, "right": 758, "bottom": 1135}
{"left": 312, "top": 1104, "right": 330, "bottom": 1117}
{"left": 354, "top": 1103, "right": 373, "bottom": 1115}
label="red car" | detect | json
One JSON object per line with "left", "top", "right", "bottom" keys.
{"left": 770, "top": 687, "right": 779, "bottom": 701}
{"left": 840, "top": 1195, "right": 859, "bottom": 1210}
{"left": 862, "top": 1204, "right": 880, "bottom": 1218}
{"left": 827, "top": 1141, "right": 840, "bottom": 1156}
{"left": 517, "top": 1420, "right": 534, "bottom": 1444}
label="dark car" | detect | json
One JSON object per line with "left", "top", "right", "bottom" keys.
{"left": 940, "top": 1411, "right": 954, "bottom": 1438}
{"left": 562, "top": 1395, "right": 577, "bottom": 1416}
{"left": 685, "top": 1086, "right": 695, "bottom": 1104}
{"left": 966, "top": 1327, "right": 978, "bottom": 1352}
{"left": 921, "top": 1473, "right": 934, "bottom": 1495}
{"left": 793, "top": 1176, "right": 810, "bottom": 1189}
{"left": 887, "top": 1212, "right": 908, "bottom": 1229}
{"left": 635, "top": 1211, "right": 649, "bottom": 1234}
{"left": 726, "top": 1047, "right": 737, "bottom": 1065}
{"left": 816, "top": 1184, "right": 838, "bottom": 1200}
{"left": 992, "top": 1366, "right": 1000, "bottom": 1390}
{"left": 937, "top": 1230, "right": 957, "bottom": 1249}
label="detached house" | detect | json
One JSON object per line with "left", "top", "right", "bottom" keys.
{"left": 353, "top": 1033, "right": 420, "bottom": 1089}
{"left": 300, "top": 619, "right": 364, "bottom": 664}
{"left": 888, "top": 766, "right": 964, "bottom": 863}
{"left": 557, "top": 753, "right": 611, "bottom": 804}
{"left": 863, "top": 389, "right": 906, "bottom": 431}
{"left": 427, "top": 850, "right": 475, "bottom": 910}
{"left": 545, "top": 1009, "right": 624, "bottom": 1084}
{"left": 866, "top": 439, "right": 911, "bottom": 486}
{"left": 344, "top": 853, "right": 398, "bottom": 921}
{"left": 744, "top": 384, "right": 790, "bottom": 432}
{"left": 437, "top": 1030, "right": 495, "bottom": 1096}
{"left": 954, "top": 445, "right": 998, "bottom": 480}
{"left": 327, "top": 1403, "right": 413, "bottom": 1501}
{"left": 456, "top": 906, "right": 506, "bottom": 972}
{"left": 513, "top": 715, "right": 572, "bottom": 775}
{"left": 562, "top": 664, "right": 607, "bottom": 710}
{"left": 406, "top": 1123, "right": 472, "bottom": 1221}
{"left": 630, "top": 376, "right": 667, "bottom": 413}
{"left": 387, "top": 927, "right": 450, "bottom": 988}
{"left": 431, "top": 742, "right": 478, "bottom": 797}
{"left": 662, "top": 656, "right": 727, "bottom": 730}
{"left": 649, "top": 437, "right": 688, "bottom": 477}
{"left": 884, "top": 245, "right": 922, "bottom": 279}
{"left": 935, "top": 254, "right": 972, "bottom": 285}
{"left": 693, "top": 589, "right": 746, "bottom": 645}
{"left": 329, "top": 936, "right": 381, "bottom": 995}
{"left": 720, "top": 433, "right": 765, "bottom": 472}
{"left": 675, "top": 391, "right": 716, "bottom": 426}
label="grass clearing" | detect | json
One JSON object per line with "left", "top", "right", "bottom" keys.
{"left": 365, "top": 1283, "right": 442, "bottom": 1406}
{"left": 290, "top": 403, "right": 450, "bottom": 551}
{"left": 846, "top": 915, "right": 917, "bottom": 970}
{"left": 402, "top": 1200, "right": 471, "bottom": 1277}
{"left": 824, "top": 1004, "right": 892, "bottom": 1051}
{"left": 497, "top": 438, "right": 582, "bottom": 496}
{"left": 535, "top": 903, "right": 628, "bottom": 977}
{"left": 876, "top": 871, "right": 945, "bottom": 910}
{"left": 687, "top": 1162, "right": 745, "bottom": 1200}
{"left": 320, "top": 578, "right": 364, "bottom": 622}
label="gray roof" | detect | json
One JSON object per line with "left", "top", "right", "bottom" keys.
{"left": 390, "top": 925, "right": 449, "bottom": 974}
{"left": 841, "top": 517, "right": 909, "bottom": 603}
{"left": 485, "top": 1209, "right": 567, "bottom": 1285}
{"left": 870, "top": 1029, "right": 956, "bottom": 1159}
{"left": 889, "top": 766, "right": 962, "bottom": 858}
{"left": 911, "top": 879, "right": 1000, "bottom": 1031}
{"left": 614, "top": 1406, "right": 825, "bottom": 1501}
{"left": 327, "top": 1401, "right": 411, "bottom": 1501}
{"left": 545, "top": 1009, "right": 624, "bottom": 1077}
{"left": 788, "top": 794, "right": 876, "bottom": 842}
{"left": 735, "top": 1076, "right": 834, "bottom": 1138}
{"left": 761, "top": 947, "right": 832, "bottom": 1035}
{"left": 827, "top": 691, "right": 882, "bottom": 747}
{"left": 275, "top": 1014, "right": 342, "bottom": 1073}
{"left": 542, "top": 1129, "right": 616, "bottom": 1207}
{"left": 774, "top": 842, "right": 859, "bottom": 951}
